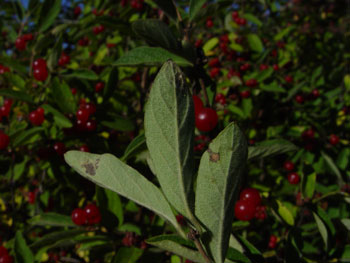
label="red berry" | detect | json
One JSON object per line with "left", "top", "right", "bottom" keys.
{"left": 220, "top": 34, "right": 229, "bottom": 43}
{"left": 195, "top": 107, "right": 218, "bottom": 132}
{"left": 287, "top": 172, "right": 300, "bottom": 185}
{"left": 95, "top": 82, "right": 105, "bottom": 92}
{"left": 195, "top": 39, "right": 203, "bottom": 48}
{"left": 71, "top": 88, "right": 77, "bottom": 95}
{"left": 240, "top": 90, "right": 251, "bottom": 98}
{"left": 215, "top": 93, "right": 226, "bottom": 105}
{"left": 311, "top": 89, "right": 320, "bottom": 98}
{"left": 302, "top": 128, "right": 315, "bottom": 140}
{"left": 0, "top": 254, "right": 13, "bottom": 263}
{"left": 232, "top": 11, "right": 239, "bottom": 19}
{"left": 33, "top": 67, "right": 48, "bottom": 82}
{"left": 283, "top": 161, "right": 295, "bottom": 171}
{"left": 22, "top": 33, "right": 33, "bottom": 41}
{"left": 33, "top": 58, "right": 47, "bottom": 69}
{"left": 192, "top": 95, "right": 203, "bottom": 115}
{"left": 79, "top": 145, "right": 90, "bottom": 152}
{"left": 0, "top": 246, "right": 8, "bottom": 256}
{"left": 74, "top": 6, "right": 81, "bottom": 17}
{"left": 245, "top": 79, "right": 258, "bottom": 88}
{"left": 259, "top": 64, "right": 269, "bottom": 71}
{"left": 58, "top": 52, "right": 70, "bottom": 67}
{"left": 84, "top": 203, "right": 101, "bottom": 225}
{"left": 238, "top": 18, "right": 247, "bottom": 26}
{"left": 234, "top": 200, "right": 256, "bottom": 221}
{"left": 85, "top": 119, "right": 97, "bottom": 131}
{"left": 206, "top": 18, "right": 213, "bottom": 28}
{"left": 27, "top": 191, "right": 36, "bottom": 204}
{"left": 240, "top": 63, "right": 250, "bottom": 71}
{"left": 210, "top": 67, "right": 220, "bottom": 78}
{"left": 329, "top": 134, "right": 339, "bottom": 145}
{"left": 268, "top": 235, "right": 278, "bottom": 249}
{"left": 107, "top": 43, "right": 116, "bottom": 48}
{"left": 76, "top": 108, "right": 90, "bottom": 123}
{"left": 82, "top": 102, "right": 96, "bottom": 115}
{"left": 176, "top": 214, "right": 185, "bottom": 226}
{"left": 295, "top": 95, "right": 304, "bottom": 104}
{"left": 208, "top": 58, "right": 220, "bottom": 67}
{"left": 239, "top": 188, "right": 261, "bottom": 207}
{"left": 0, "top": 132, "right": 10, "bottom": 150}
{"left": 29, "top": 108, "right": 45, "bottom": 126}
{"left": 273, "top": 64, "right": 279, "bottom": 71}
{"left": 53, "top": 142, "right": 66, "bottom": 155}
{"left": 284, "top": 75, "right": 293, "bottom": 83}
{"left": 227, "top": 68, "right": 240, "bottom": 79}
{"left": 15, "top": 37, "right": 26, "bottom": 51}
{"left": 71, "top": 208, "right": 87, "bottom": 225}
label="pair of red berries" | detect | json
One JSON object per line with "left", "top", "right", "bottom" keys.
{"left": 268, "top": 235, "right": 278, "bottom": 249}
{"left": 234, "top": 188, "right": 262, "bottom": 221}
{"left": 29, "top": 107, "right": 45, "bottom": 126}
{"left": 283, "top": 160, "right": 300, "bottom": 184}
{"left": 245, "top": 79, "right": 258, "bottom": 88}
{"left": 215, "top": 93, "right": 226, "bottom": 105}
{"left": 33, "top": 58, "right": 48, "bottom": 82}
{"left": 71, "top": 203, "right": 101, "bottom": 226}
{"left": 0, "top": 132, "right": 10, "bottom": 150}
{"left": 15, "top": 33, "right": 33, "bottom": 51}
{"left": 0, "top": 246, "right": 13, "bottom": 263}
{"left": 93, "top": 25, "right": 105, "bottom": 35}
{"left": 193, "top": 95, "right": 218, "bottom": 132}
{"left": 232, "top": 11, "right": 247, "bottom": 26}
{"left": 78, "top": 36, "right": 90, "bottom": 46}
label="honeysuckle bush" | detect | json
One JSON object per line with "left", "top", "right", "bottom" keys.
{"left": 0, "top": 0, "right": 349, "bottom": 262}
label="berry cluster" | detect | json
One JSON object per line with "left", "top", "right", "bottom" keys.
{"left": 122, "top": 232, "right": 147, "bottom": 249}
{"left": 75, "top": 101, "right": 97, "bottom": 132}
{"left": 29, "top": 107, "right": 45, "bottom": 126}
{"left": 284, "top": 160, "right": 300, "bottom": 185}
{"left": 234, "top": 188, "right": 263, "bottom": 221}
{"left": 15, "top": 33, "right": 34, "bottom": 51}
{"left": 93, "top": 25, "right": 105, "bottom": 35}
{"left": 231, "top": 11, "right": 247, "bottom": 26}
{"left": 268, "top": 235, "right": 278, "bottom": 249}
{"left": 58, "top": 52, "right": 70, "bottom": 67}
{"left": 33, "top": 58, "right": 48, "bottom": 82}
{"left": 0, "top": 64, "right": 10, "bottom": 74}
{"left": 194, "top": 135, "right": 210, "bottom": 152}
{"left": 0, "top": 245, "right": 13, "bottom": 263}
{"left": 71, "top": 203, "right": 101, "bottom": 226}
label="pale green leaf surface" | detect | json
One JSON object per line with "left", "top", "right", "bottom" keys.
{"left": 144, "top": 61, "right": 195, "bottom": 221}
{"left": 189, "top": 0, "right": 207, "bottom": 21}
{"left": 64, "top": 151, "right": 182, "bottom": 236}
{"left": 248, "top": 139, "right": 297, "bottom": 160}
{"left": 195, "top": 123, "right": 248, "bottom": 263}
{"left": 246, "top": 34, "right": 264, "bottom": 53}
{"left": 313, "top": 212, "right": 328, "bottom": 250}
{"left": 14, "top": 231, "right": 34, "bottom": 263}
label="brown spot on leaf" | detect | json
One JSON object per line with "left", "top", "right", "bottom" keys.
{"left": 82, "top": 161, "right": 97, "bottom": 176}
{"left": 207, "top": 148, "right": 220, "bottom": 162}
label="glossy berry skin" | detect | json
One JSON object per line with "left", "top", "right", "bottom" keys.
{"left": 15, "top": 37, "right": 26, "bottom": 51}
{"left": 210, "top": 67, "right": 220, "bottom": 78}
{"left": 95, "top": 82, "right": 105, "bottom": 92}
{"left": 85, "top": 119, "right": 97, "bottom": 132}
{"left": 295, "top": 95, "right": 304, "bottom": 104}
{"left": 27, "top": 191, "right": 36, "bottom": 204}
{"left": 329, "top": 134, "right": 339, "bottom": 145}
{"left": 240, "top": 90, "right": 251, "bottom": 98}
{"left": 33, "top": 58, "right": 47, "bottom": 69}
{"left": 33, "top": 67, "right": 48, "bottom": 82}
{"left": 234, "top": 200, "right": 256, "bottom": 221}
{"left": 208, "top": 58, "right": 220, "bottom": 67}
{"left": 71, "top": 208, "right": 87, "bottom": 225}
{"left": 22, "top": 33, "right": 33, "bottom": 41}
{"left": 311, "top": 89, "right": 320, "bottom": 98}
{"left": 260, "top": 64, "right": 269, "bottom": 71}
{"left": 285, "top": 75, "right": 293, "bottom": 83}
{"left": 0, "top": 246, "right": 8, "bottom": 256}
{"left": 273, "top": 64, "right": 279, "bottom": 71}
{"left": 287, "top": 172, "right": 300, "bottom": 184}
{"left": 192, "top": 95, "right": 203, "bottom": 114}
{"left": 79, "top": 145, "right": 90, "bottom": 152}
{"left": 29, "top": 108, "right": 45, "bottom": 126}
{"left": 74, "top": 6, "right": 81, "bottom": 17}
{"left": 84, "top": 203, "right": 101, "bottom": 225}
{"left": 76, "top": 108, "right": 90, "bottom": 123}
{"left": 268, "top": 235, "right": 278, "bottom": 249}
{"left": 239, "top": 188, "right": 261, "bottom": 207}
{"left": 0, "top": 254, "right": 13, "bottom": 263}
{"left": 206, "top": 19, "right": 213, "bottom": 28}
{"left": 53, "top": 142, "right": 66, "bottom": 155}
{"left": 58, "top": 52, "right": 70, "bottom": 66}
{"left": 0, "top": 132, "right": 10, "bottom": 150}
{"left": 195, "top": 107, "right": 218, "bottom": 132}
{"left": 245, "top": 79, "right": 258, "bottom": 88}
{"left": 302, "top": 128, "right": 315, "bottom": 140}
{"left": 283, "top": 161, "right": 295, "bottom": 171}
{"left": 215, "top": 93, "right": 226, "bottom": 105}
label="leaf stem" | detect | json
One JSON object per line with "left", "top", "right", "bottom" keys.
{"left": 199, "top": 78, "right": 210, "bottom": 106}
{"left": 188, "top": 229, "right": 212, "bottom": 263}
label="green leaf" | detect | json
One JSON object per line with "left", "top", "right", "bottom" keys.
{"left": 313, "top": 212, "right": 328, "bottom": 250}
{"left": 0, "top": 56, "right": 27, "bottom": 74}
{"left": 0, "top": 89, "right": 33, "bottom": 103}
{"left": 144, "top": 61, "right": 196, "bottom": 224}
{"left": 101, "top": 118, "right": 135, "bottom": 132}
{"left": 229, "top": 42, "right": 244, "bottom": 52}
{"left": 28, "top": 212, "right": 75, "bottom": 227}
{"left": 30, "top": 229, "right": 86, "bottom": 250}
{"left": 277, "top": 200, "right": 294, "bottom": 226}
{"left": 274, "top": 26, "right": 295, "bottom": 41}
{"left": 336, "top": 148, "right": 350, "bottom": 170}
{"left": 256, "top": 68, "right": 274, "bottom": 82}
{"left": 235, "top": 234, "right": 262, "bottom": 257}
{"left": 303, "top": 172, "right": 316, "bottom": 199}
{"left": 246, "top": 34, "right": 264, "bottom": 53}
{"left": 8, "top": 74, "right": 26, "bottom": 90}
{"left": 113, "top": 47, "right": 192, "bottom": 67}
{"left": 321, "top": 151, "right": 344, "bottom": 186}
{"left": 103, "top": 67, "right": 119, "bottom": 101}
{"left": 150, "top": 0, "right": 178, "bottom": 21}
{"left": 310, "top": 66, "right": 322, "bottom": 85}
{"left": 97, "top": 187, "right": 124, "bottom": 227}
{"left": 195, "top": 122, "right": 248, "bottom": 263}
{"left": 61, "top": 69, "right": 99, "bottom": 80}
{"left": 203, "top": 37, "right": 219, "bottom": 54}
{"left": 344, "top": 74, "right": 350, "bottom": 90}
{"left": 189, "top": 0, "right": 207, "bottom": 21}
{"left": 147, "top": 235, "right": 205, "bottom": 263}
{"left": 14, "top": 231, "right": 34, "bottom": 263}
{"left": 12, "top": 127, "right": 45, "bottom": 147}
{"left": 38, "top": 0, "right": 61, "bottom": 32}
{"left": 226, "top": 247, "right": 251, "bottom": 263}
{"left": 248, "top": 139, "right": 298, "bottom": 160}
{"left": 260, "top": 81, "right": 286, "bottom": 93}
{"left": 64, "top": 151, "right": 184, "bottom": 237}
{"left": 241, "top": 13, "right": 262, "bottom": 27}
{"left": 121, "top": 133, "right": 146, "bottom": 162}
{"left": 51, "top": 77, "right": 77, "bottom": 114}
{"left": 242, "top": 98, "right": 253, "bottom": 118}
{"left": 132, "top": 19, "right": 179, "bottom": 51}
{"left": 341, "top": 219, "right": 350, "bottom": 231}
{"left": 41, "top": 104, "right": 72, "bottom": 128}
{"left": 112, "top": 247, "right": 143, "bottom": 263}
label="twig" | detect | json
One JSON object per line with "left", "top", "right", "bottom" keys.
{"left": 199, "top": 78, "right": 209, "bottom": 106}
{"left": 172, "top": 0, "right": 183, "bottom": 23}
{"left": 188, "top": 229, "right": 212, "bottom": 263}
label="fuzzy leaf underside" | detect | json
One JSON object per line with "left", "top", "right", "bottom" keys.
{"left": 64, "top": 151, "right": 182, "bottom": 235}
{"left": 195, "top": 123, "right": 248, "bottom": 263}
{"left": 144, "top": 61, "right": 195, "bottom": 219}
